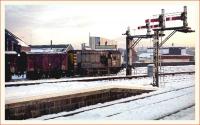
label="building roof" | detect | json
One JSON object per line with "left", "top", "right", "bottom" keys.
{"left": 69, "top": 49, "right": 121, "bottom": 54}
{"left": 5, "top": 29, "right": 29, "bottom": 47}
{"left": 161, "top": 55, "right": 193, "bottom": 57}
{"left": 30, "top": 44, "right": 73, "bottom": 52}
{"left": 30, "top": 44, "right": 70, "bottom": 48}
{"left": 147, "top": 47, "right": 186, "bottom": 49}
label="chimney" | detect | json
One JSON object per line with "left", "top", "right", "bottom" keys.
{"left": 50, "top": 40, "right": 52, "bottom": 50}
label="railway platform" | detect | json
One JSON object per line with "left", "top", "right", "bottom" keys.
{"left": 5, "top": 84, "right": 157, "bottom": 120}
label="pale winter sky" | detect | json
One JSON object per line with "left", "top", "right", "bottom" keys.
{"left": 4, "top": 1, "right": 199, "bottom": 49}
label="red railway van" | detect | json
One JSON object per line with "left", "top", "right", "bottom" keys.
{"left": 26, "top": 52, "right": 68, "bottom": 79}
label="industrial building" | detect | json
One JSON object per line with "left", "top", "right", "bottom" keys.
{"left": 147, "top": 47, "right": 187, "bottom": 55}
{"left": 138, "top": 47, "right": 194, "bottom": 63}
{"left": 88, "top": 36, "right": 117, "bottom": 50}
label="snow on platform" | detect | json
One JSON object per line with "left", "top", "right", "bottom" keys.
{"left": 5, "top": 84, "right": 157, "bottom": 104}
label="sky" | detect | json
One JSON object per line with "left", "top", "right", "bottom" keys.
{"left": 4, "top": 1, "right": 199, "bottom": 49}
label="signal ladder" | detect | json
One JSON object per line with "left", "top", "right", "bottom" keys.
{"left": 158, "top": 53, "right": 166, "bottom": 88}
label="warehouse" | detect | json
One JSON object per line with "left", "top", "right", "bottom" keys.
{"left": 138, "top": 47, "right": 194, "bottom": 63}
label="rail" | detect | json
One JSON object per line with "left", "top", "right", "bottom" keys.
{"left": 5, "top": 71, "right": 195, "bottom": 87}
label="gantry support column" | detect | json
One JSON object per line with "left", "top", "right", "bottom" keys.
{"left": 153, "top": 30, "right": 159, "bottom": 87}
{"left": 126, "top": 27, "right": 132, "bottom": 76}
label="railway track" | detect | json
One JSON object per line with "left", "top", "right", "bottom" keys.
{"left": 42, "top": 85, "right": 194, "bottom": 120}
{"left": 105, "top": 91, "right": 193, "bottom": 118}
{"left": 6, "top": 71, "right": 195, "bottom": 87}
{"left": 155, "top": 104, "right": 195, "bottom": 120}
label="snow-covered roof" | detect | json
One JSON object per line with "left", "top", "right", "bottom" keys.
{"left": 5, "top": 51, "right": 17, "bottom": 54}
{"left": 30, "top": 49, "right": 55, "bottom": 53}
{"left": 161, "top": 55, "right": 194, "bottom": 57}
{"left": 139, "top": 53, "right": 153, "bottom": 58}
{"left": 148, "top": 47, "right": 186, "bottom": 49}
{"left": 30, "top": 44, "right": 70, "bottom": 49}
{"left": 5, "top": 29, "right": 29, "bottom": 47}
{"left": 30, "top": 48, "right": 66, "bottom": 53}
{"left": 28, "top": 50, "right": 66, "bottom": 54}
{"left": 16, "top": 38, "right": 29, "bottom": 47}
{"left": 84, "top": 47, "right": 92, "bottom": 50}
{"left": 30, "top": 44, "right": 73, "bottom": 52}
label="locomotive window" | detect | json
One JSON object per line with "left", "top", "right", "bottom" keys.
{"left": 100, "top": 55, "right": 108, "bottom": 65}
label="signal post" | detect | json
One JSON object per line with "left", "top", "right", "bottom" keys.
{"left": 124, "top": 6, "right": 194, "bottom": 87}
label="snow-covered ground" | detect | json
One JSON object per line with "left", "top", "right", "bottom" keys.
{"left": 118, "top": 65, "right": 195, "bottom": 76}
{"left": 160, "top": 106, "right": 195, "bottom": 120}
{"left": 5, "top": 65, "right": 195, "bottom": 120}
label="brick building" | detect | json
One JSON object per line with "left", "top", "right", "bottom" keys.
{"left": 5, "top": 29, "right": 30, "bottom": 53}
